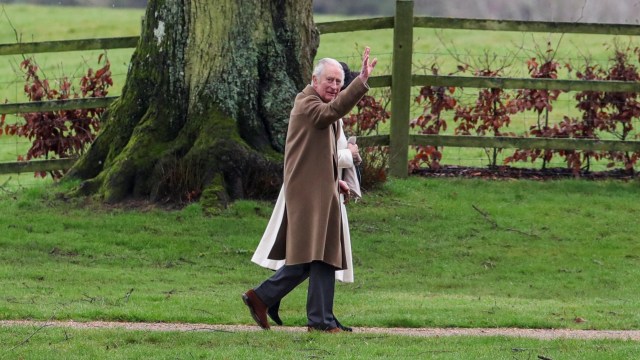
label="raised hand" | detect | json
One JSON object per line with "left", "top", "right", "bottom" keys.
{"left": 358, "top": 47, "right": 378, "bottom": 83}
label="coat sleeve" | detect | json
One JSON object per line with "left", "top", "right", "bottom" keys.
{"left": 308, "top": 77, "right": 369, "bottom": 129}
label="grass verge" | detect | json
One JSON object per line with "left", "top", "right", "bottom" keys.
{"left": 2, "top": 324, "right": 640, "bottom": 360}
{"left": 1, "top": 177, "right": 639, "bottom": 330}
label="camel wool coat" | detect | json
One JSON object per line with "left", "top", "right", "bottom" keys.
{"left": 252, "top": 119, "right": 361, "bottom": 282}
{"left": 264, "top": 77, "right": 369, "bottom": 270}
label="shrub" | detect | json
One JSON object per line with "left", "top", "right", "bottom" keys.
{"left": 343, "top": 94, "right": 390, "bottom": 189}
{"left": 0, "top": 54, "right": 111, "bottom": 178}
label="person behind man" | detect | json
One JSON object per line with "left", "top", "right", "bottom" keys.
{"left": 250, "top": 61, "right": 364, "bottom": 332}
{"left": 242, "top": 48, "right": 377, "bottom": 332}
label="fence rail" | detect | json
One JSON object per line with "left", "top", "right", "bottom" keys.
{"left": 0, "top": 37, "right": 139, "bottom": 56}
{"left": 2, "top": 0, "right": 640, "bottom": 176}
{"left": 358, "top": 135, "right": 640, "bottom": 153}
{"left": 413, "top": 17, "right": 640, "bottom": 36}
{"left": 316, "top": 17, "right": 394, "bottom": 33}
{"left": 2, "top": 74, "right": 638, "bottom": 116}
{"left": 0, "top": 158, "right": 77, "bottom": 174}
{"left": 412, "top": 75, "right": 640, "bottom": 93}
{"left": 0, "top": 97, "right": 119, "bottom": 115}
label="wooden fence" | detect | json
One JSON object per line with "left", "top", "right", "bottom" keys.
{"left": 2, "top": 0, "right": 640, "bottom": 177}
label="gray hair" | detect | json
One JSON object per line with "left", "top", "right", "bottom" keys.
{"left": 310, "top": 58, "right": 344, "bottom": 85}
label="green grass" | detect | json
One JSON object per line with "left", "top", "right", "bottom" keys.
{"left": 2, "top": 178, "right": 640, "bottom": 357}
{"left": 0, "top": 4, "right": 144, "bottom": 102}
{"left": 0, "top": 169, "right": 53, "bottom": 193}
{"left": 0, "top": 4, "right": 142, "bottom": 191}
{"left": 2, "top": 325, "right": 639, "bottom": 360}
{"left": 1, "top": 5, "right": 638, "bottom": 174}
{"left": 0, "top": 5, "right": 630, "bottom": 100}
{"left": 1, "top": 178, "right": 640, "bottom": 331}
{"left": 1, "top": 5, "right": 640, "bottom": 357}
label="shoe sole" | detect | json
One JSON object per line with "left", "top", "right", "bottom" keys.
{"left": 242, "top": 293, "right": 270, "bottom": 330}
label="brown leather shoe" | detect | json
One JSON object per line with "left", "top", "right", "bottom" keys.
{"left": 307, "top": 326, "right": 342, "bottom": 333}
{"left": 242, "top": 289, "right": 270, "bottom": 330}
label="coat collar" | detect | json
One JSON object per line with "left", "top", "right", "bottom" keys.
{"left": 302, "top": 85, "right": 324, "bottom": 101}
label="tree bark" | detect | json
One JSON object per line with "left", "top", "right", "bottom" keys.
{"left": 67, "top": 0, "right": 319, "bottom": 206}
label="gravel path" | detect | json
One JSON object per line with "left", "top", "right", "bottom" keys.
{"left": 2, "top": 320, "right": 640, "bottom": 340}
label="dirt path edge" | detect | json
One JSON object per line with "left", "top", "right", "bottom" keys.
{"left": 2, "top": 320, "right": 639, "bottom": 340}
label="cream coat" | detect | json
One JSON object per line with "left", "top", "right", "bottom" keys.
{"left": 251, "top": 77, "right": 368, "bottom": 271}
{"left": 252, "top": 120, "right": 360, "bottom": 282}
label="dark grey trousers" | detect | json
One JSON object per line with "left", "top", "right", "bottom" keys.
{"left": 254, "top": 261, "right": 337, "bottom": 329}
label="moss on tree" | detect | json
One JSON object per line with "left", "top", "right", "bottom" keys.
{"left": 67, "top": 0, "right": 317, "bottom": 206}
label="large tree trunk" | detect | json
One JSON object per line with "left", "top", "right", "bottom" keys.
{"left": 67, "top": 0, "right": 319, "bottom": 206}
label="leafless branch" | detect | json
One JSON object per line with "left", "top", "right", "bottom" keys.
{"left": 0, "top": 5, "right": 20, "bottom": 44}
{"left": 82, "top": 294, "right": 98, "bottom": 303}
{"left": 123, "top": 288, "right": 134, "bottom": 303}
{"left": 434, "top": 30, "right": 471, "bottom": 70}
{"left": 472, "top": 204, "right": 498, "bottom": 228}
{"left": 418, "top": 350, "right": 457, "bottom": 355}
{"left": 187, "top": 327, "right": 233, "bottom": 333}
{"left": 0, "top": 177, "right": 17, "bottom": 196}
{"left": 163, "top": 289, "right": 177, "bottom": 299}
{"left": 472, "top": 204, "right": 540, "bottom": 238}
{"left": 436, "top": 29, "right": 522, "bottom": 78}
{"left": 5, "top": 313, "right": 57, "bottom": 354}
{"left": 193, "top": 308, "right": 215, "bottom": 316}
{"left": 575, "top": 0, "right": 588, "bottom": 23}
{"left": 0, "top": 5, "right": 34, "bottom": 69}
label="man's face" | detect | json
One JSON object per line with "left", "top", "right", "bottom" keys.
{"left": 312, "top": 64, "right": 344, "bottom": 102}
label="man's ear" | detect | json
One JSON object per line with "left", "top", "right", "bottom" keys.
{"left": 311, "top": 75, "right": 318, "bottom": 86}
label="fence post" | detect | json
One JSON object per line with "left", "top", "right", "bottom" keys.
{"left": 390, "top": 0, "right": 413, "bottom": 178}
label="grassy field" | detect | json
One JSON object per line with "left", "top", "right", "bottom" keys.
{"left": 0, "top": 4, "right": 143, "bottom": 102}
{"left": 1, "top": 178, "right": 640, "bottom": 327}
{"left": 3, "top": 325, "right": 640, "bottom": 359}
{"left": 2, "top": 177, "right": 640, "bottom": 358}
{"left": 2, "top": 4, "right": 638, "bottom": 175}
{"left": 2, "top": 5, "right": 640, "bottom": 358}
{"left": 0, "top": 4, "right": 631, "bottom": 99}
{"left": 0, "top": 4, "right": 144, "bottom": 190}
{"left": 1, "top": 5, "right": 637, "bottom": 146}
